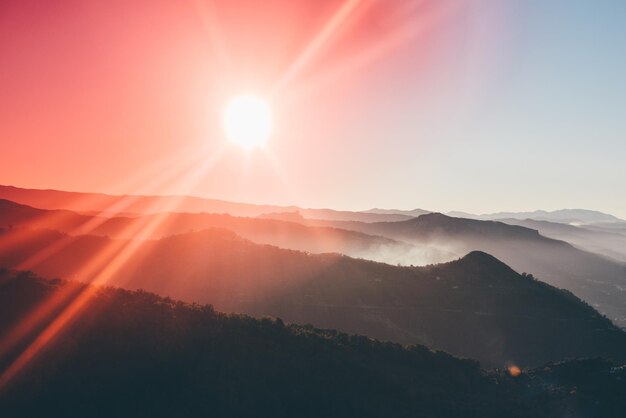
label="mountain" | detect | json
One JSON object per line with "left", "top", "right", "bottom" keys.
{"left": 0, "top": 198, "right": 96, "bottom": 234}
{"left": 3, "top": 198, "right": 625, "bottom": 326}
{"left": 0, "top": 185, "right": 413, "bottom": 222}
{"left": 446, "top": 211, "right": 481, "bottom": 219}
{"left": 252, "top": 250, "right": 626, "bottom": 367}
{"left": 363, "top": 208, "right": 430, "bottom": 217}
{"left": 288, "top": 213, "right": 626, "bottom": 327}
{"left": 1, "top": 271, "right": 624, "bottom": 418}
{"left": 498, "top": 218, "right": 626, "bottom": 262}
{"left": 584, "top": 221, "right": 626, "bottom": 233}
{"left": 259, "top": 210, "right": 309, "bottom": 222}
{"left": 368, "top": 207, "right": 624, "bottom": 224}
{"left": 0, "top": 199, "right": 416, "bottom": 264}
{"left": 450, "top": 209, "right": 623, "bottom": 224}
{"left": 1, "top": 226, "right": 624, "bottom": 367}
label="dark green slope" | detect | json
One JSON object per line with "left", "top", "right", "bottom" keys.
{"left": 298, "top": 213, "right": 626, "bottom": 326}
{"left": 1, "top": 271, "right": 624, "bottom": 418}
{"left": 253, "top": 250, "right": 626, "bottom": 367}
{"left": 0, "top": 271, "right": 499, "bottom": 418}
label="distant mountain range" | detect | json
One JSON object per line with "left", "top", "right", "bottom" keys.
{"left": 1, "top": 194, "right": 625, "bottom": 326}
{"left": 0, "top": 199, "right": 417, "bottom": 265}
{"left": 4, "top": 197, "right": 626, "bottom": 323}
{"left": 269, "top": 212, "right": 626, "bottom": 326}
{"left": 369, "top": 207, "right": 624, "bottom": 224}
{"left": 0, "top": 185, "right": 412, "bottom": 222}
{"left": 364, "top": 208, "right": 431, "bottom": 217}
{"left": 1, "top": 270, "right": 624, "bottom": 418}
{"left": 4, "top": 184, "right": 624, "bottom": 224}
{"left": 497, "top": 218, "right": 626, "bottom": 263}
{"left": 1, "top": 216, "right": 624, "bottom": 367}
{"left": 448, "top": 209, "right": 624, "bottom": 224}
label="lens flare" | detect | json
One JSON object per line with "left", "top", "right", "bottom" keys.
{"left": 508, "top": 365, "right": 522, "bottom": 377}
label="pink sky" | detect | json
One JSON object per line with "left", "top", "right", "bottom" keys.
{"left": 2, "top": 1, "right": 624, "bottom": 217}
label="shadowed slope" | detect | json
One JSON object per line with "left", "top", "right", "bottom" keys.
{"left": 1, "top": 271, "right": 624, "bottom": 418}
{"left": 1, "top": 227, "right": 624, "bottom": 367}
{"left": 290, "top": 213, "right": 626, "bottom": 326}
{"left": 0, "top": 186, "right": 413, "bottom": 222}
{"left": 0, "top": 199, "right": 415, "bottom": 264}
{"left": 0, "top": 270, "right": 496, "bottom": 418}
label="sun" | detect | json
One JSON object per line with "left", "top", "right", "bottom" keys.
{"left": 222, "top": 94, "right": 273, "bottom": 149}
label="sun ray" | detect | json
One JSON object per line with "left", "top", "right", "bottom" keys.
{"left": 270, "top": 0, "right": 365, "bottom": 97}
{"left": 7, "top": 143, "right": 211, "bottom": 273}
{"left": 278, "top": 1, "right": 462, "bottom": 107}
{"left": 190, "top": 0, "right": 231, "bottom": 97}
{"left": 0, "top": 144, "right": 227, "bottom": 389}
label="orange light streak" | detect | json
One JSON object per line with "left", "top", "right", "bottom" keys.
{"left": 0, "top": 145, "right": 225, "bottom": 389}
{"left": 271, "top": 0, "right": 365, "bottom": 97}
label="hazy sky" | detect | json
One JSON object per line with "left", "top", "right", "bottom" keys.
{"left": 1, "top": 0, "right": 625, "bottom": 217}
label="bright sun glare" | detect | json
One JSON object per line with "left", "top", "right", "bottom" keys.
{"left": 223, "top": 94, "right": 273, "bottom": 149}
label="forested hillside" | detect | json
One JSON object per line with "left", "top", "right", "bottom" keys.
{"left": 1, "top": 270, "right": 624, "bottom": 418}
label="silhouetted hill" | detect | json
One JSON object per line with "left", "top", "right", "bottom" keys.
{"left": 319, "top": 212, "right": 550, "bottom": 243}
{"left": 294, "top": 213, "right": 626, "bottom": 326}
{"left": 0, "top": 199, "right": 94, "bottom": 233}
{"left": 1, "top": 271, "right": 624, "bottom": 418}
{"left": 449, "top": 209, "right": 623, "bottom": 224}
{"left": 364, "top": 208, "right": 430, "bottom": 217}
{"left": 259, "top": 210, "right": 308, "bottom": 222}
{"left": 0, "top": 185, "right": 412, "bottom": 222}
{"left": 253, "top": 249, "right": 626, "bottom": 367}
{"left": 0, "top": 199, "right": 414, "bottom": 264}
{"left": 8, "top": 190, "right": 624, "bottom": 325}
{"left": 1, "top": 227, "right": 624, "bottom": 367}
{"left": 499, "top": 218, "right": 626, "bottom": 262}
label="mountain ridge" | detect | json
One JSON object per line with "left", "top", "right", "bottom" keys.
{"left": 448, "top": 208, "right": 623, "bottom": 224}
{"left": 1, "top": 225, "right": 624, "bottom": 367}
{"left": 0, "top": 185, "right": 413, "bottom": 223}
{"left": 281, "top": 212, "right": 626, "bottom": 326}
{"left": 2, "top": 270, "right": 625, "bottom": 417}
